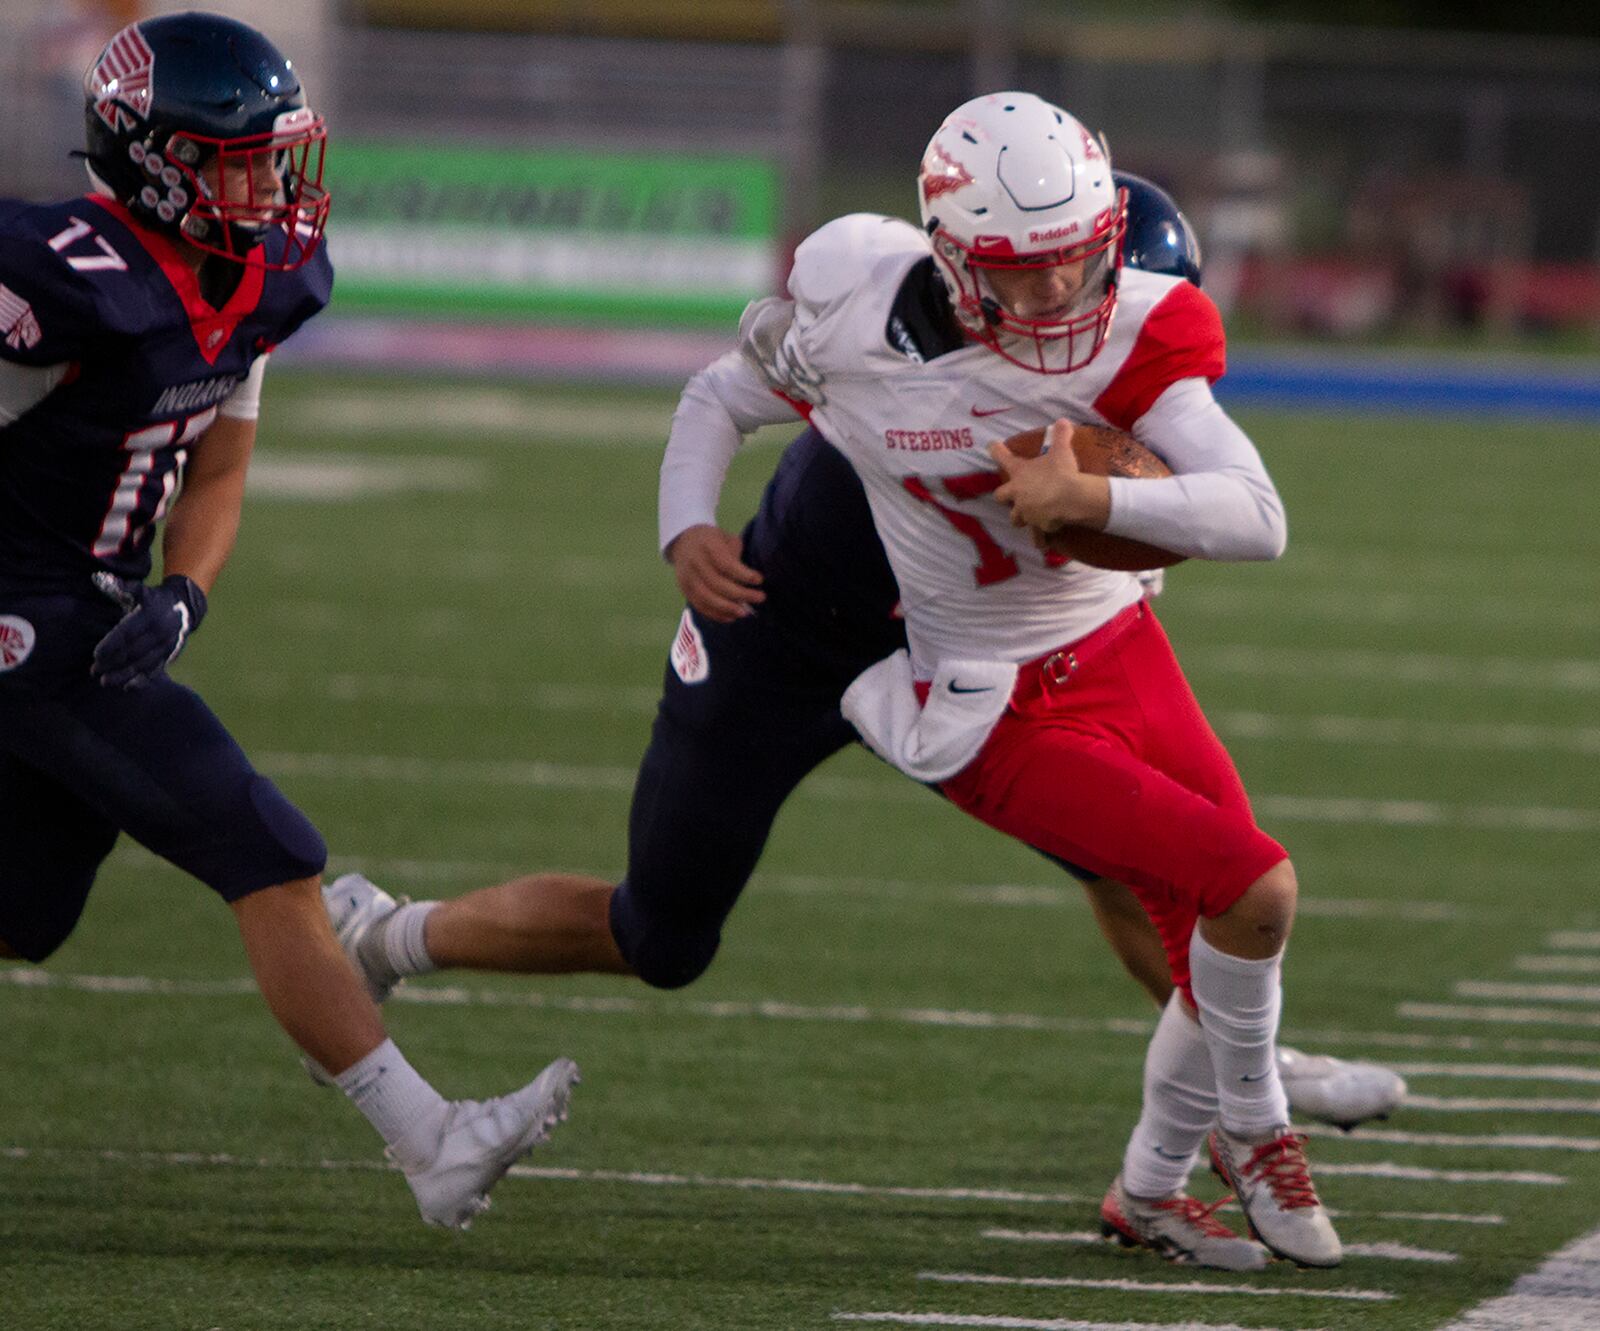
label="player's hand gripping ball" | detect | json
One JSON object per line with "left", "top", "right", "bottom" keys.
{"left": 996, "top": 423, "right": 1186, "bottom": 571}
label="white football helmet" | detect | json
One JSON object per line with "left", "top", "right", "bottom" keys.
{"left": 919, "top": 92, "right": 1126, "bottom": 373}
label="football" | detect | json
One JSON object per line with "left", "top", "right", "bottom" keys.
{"left": 998, "top": 423, "right": 1187, "bottom": 571}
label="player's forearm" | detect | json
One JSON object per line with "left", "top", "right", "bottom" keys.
{"left": 659, "top": 352, "right": 795, "bottom": 553}
{"left": 1114, "top": 381, "right": 1287, "bottom": 561}
{"left": 160, "top": 416, "right": 255, "bottom": 593}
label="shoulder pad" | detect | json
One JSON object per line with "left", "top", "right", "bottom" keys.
{"left": 789, "top": 213, "right": 929, "bottom": 315}
{"left": 0, "top": 202, "right": 103, "bottom": 365}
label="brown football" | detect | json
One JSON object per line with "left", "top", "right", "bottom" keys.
{"left": 1000, "top": 423, "right": 1187, "bottom": 571}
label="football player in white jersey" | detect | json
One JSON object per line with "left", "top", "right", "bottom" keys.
{"left": 663, "top": 91, "right": 1340, "bottom": 1271}
{"left": 317, "top": 128, "right": 1389, "bottom": 1267}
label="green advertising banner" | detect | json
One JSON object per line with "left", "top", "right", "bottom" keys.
{"left": 324, "top": 141, "right": 781, "bottom": 326}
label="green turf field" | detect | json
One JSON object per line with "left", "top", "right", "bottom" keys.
{"left": 4, "top": 373, "right": 1598, "bottom": 1331}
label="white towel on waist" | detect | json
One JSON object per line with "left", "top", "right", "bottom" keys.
{"left": 842, "top": 650, "right": 1017, "bottom": 784}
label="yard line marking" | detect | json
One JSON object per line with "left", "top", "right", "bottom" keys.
{"left": 1215, "top": 710, "right": 1600, "bottom": 756}
{"left": 835, "top": 1314, "right": 1305, "bottom": 1331}
{"left": 1515, "top": 955, "right": 1600, "bottom": 974}
{"left": 918, "top": 1271, "right": 1394, "bottom": 1302}
{"left": 9, "top": 968, "right": 1597, "bottom": 1073}
{"left": 981, "top": 1228, "right": 1462, "bottom": 1259}
{"left": 1435, "top": 1223, "right": 1600, "bottom": 1331}
{"left": 1187, "top": 644, "right": 1600, "bottom": 693}
{"left": 247, "top": 455, "right": 488, "bottom": 500}
{"left": 1302, "top": 1123, "right": 1600, "bottom": 1152}
{"left": 1389, "top": 1060, "right": 1600, "bottom": 1085}
{"left": 1406, "top": 1094, "right": 1600, "bottom": 1114}
{"left": 253, "top": 749, "right": 1600, "bottom": 835}
{"left": 1548, "top": 932, "right": 1600, "bottom": 950}
{"left": 221, "top": 670, "right": 1600, "bottom": 755}
{"left": 1456, "top": 980, "right": 1600, "bottom": 1004}
{"left": 0, "top": 966, "right": 1153, "bottom": 1038}
{"left": 1312, "top": 1162, "right": 1565, "bottom": 1185}
{"left": 0, "top": 1143, "right": 1082, "bottom": 1205}
{"left": 1400, "top": 1003, "right": 1600, "bottom": 1031}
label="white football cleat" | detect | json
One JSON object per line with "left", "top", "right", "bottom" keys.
{"left": 1208, "top": 1126, "right": 1342, "bottom": 1268}
{"left": 324, "top": 871, "right": 407, "bottom": 1005}
{"left": 1277, "top": 1046, "right": 1408, "bottom": 1130}
{"left": 1100, "top": 1175, "right": 1268, "bottom": 1272}
{"left": 400, "top": 1057, "right": 581, "bottom": 1229}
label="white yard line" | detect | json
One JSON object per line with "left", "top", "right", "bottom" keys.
{"left": 1302, "top": 1123, "right": 1600, "bottom": 1152}
{"left": 835, "top": 1314, "right": 1306, "bottom": 1331}
{"left": 1405, "top": 1094, "right": 1600, "bottom": 1114}
{"left": 1400, "top": 1003, "right": 1600, "bottom": 1031}
{"left": 981, "top": 1229, "right": 1461, "bottom": 1260}
{"left": 1515, "top": 956, "right": 1600, "bottom": 974}
{"left": 1313, "top": 1162, "right": 1564, "bottom": 1185}
{"left": 1185, "top": 644, "right": 1600, "bottom": 693}
{"left": 1434, "top": 1224, "right": 1600, "bottom": 1331}
{"left": 1214, "top": 711, "right": 1600, "bottom": 756}
{"left": 1547, "top": 932, "right": 1600, "bottom": 950}
{"left": 222, "top": 669, "right": 1600, "bottom": 756}
{"left": 11, "top": 967, "right": 1599, "bottom": 1069}
{"left": 918, "top": 1271, "right": 1393, "bottom": 1302}
{"left": 1456, "top": 981, "right": 1600, "bottom": 1004}
{"left": 250, "top": 748, "right": 1600, "bottom": 834}
{"left": 1390, "top": 1060, "right": 1600, "bottom": 1086}
{"left": 0, "top": 1143, "right": 1080, "bottom": 1206}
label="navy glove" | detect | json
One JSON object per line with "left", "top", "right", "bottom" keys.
{"left": 91, "top": 572, "right": 207, "bottom": 688}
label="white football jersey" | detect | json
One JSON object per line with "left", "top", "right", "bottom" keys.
{"left": 741, "top": 213, "right": 1240, "bottom": 673}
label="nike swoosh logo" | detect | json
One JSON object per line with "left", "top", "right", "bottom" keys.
{"left": 947, "top": 682, "right": 995, "bottom": 695}
{"left": 970, "top": 405, "right": 1012, "bottom": 418}
{"left": 1240, "top": 1070, "right": 1271, "bottom": 1083}
{"left": 1152, "top": 1144, "right": 1189, "bottom": 1160}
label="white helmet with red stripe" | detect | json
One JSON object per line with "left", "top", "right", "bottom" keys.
{"left": 918, "top": 92, "right": 1126, "bottom": 373}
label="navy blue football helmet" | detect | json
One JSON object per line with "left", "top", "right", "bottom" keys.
{"left": 83, "top": 12, "right": 328, "bottom": 269}
{"left": 1115, "top": 171, "right": 1203, "bottom": 287}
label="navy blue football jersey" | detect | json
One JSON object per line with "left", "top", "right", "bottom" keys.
{"left": 0, "top": 195, "right": 331, "bottom": 588}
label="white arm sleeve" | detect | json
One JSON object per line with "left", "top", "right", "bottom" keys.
{"left": 217, "top": 353, "right": 269, "bottom": 421}
{"left": 658, "top": 350, "right": 801, "bottom": 555}
{"left": 1104, "top": 378, "right": 1287, "bottom": 561}
{"left": 0, "top": 358, "right": 68, "bottom": 426}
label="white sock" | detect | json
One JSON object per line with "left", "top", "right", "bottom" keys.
{"left": 335, "top": 1038, "right": 449, "bottom": 1169}
{"left": 1121, "top": 992, "right": 1220, "bottom": 1198}
{"left": 1189, "top": 926, "right": 1290, "bottom": 1136}
{"left": 383, "top": 901, "right": 439, "bottom": 978}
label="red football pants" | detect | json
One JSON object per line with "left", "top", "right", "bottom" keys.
{"left": 937, "top": 602, "right": 1287, "bottom": 998}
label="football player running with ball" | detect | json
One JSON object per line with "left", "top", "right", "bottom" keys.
{"left": 323, "top": 109, "right": 1400, "bottom": 1265}
{"left": 659, "top": 91, "right": 1341, "bottom": 1271}
{"left": 0, "top": 12, "right": 576, "bottom": 1230}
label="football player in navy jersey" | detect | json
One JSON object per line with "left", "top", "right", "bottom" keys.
{"left": 323, "top": 175, "right": 1403, "bottom": 1161}
{"left": 0, "top": 11, "right": 577, "bottom": 1230}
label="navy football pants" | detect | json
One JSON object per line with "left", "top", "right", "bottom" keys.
{"left": 0, "top": 586, "right": 326, "bottom": 961}
{"left": 608, "top": 606, "right": 1094, "bottom": 989}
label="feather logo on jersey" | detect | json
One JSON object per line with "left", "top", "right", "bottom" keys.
{"left": 89, "top": 24, "right": 156, "bottom": 132}
{"left": 920, "top": 144, "right": 975, "bottom": 204}
{"left": 670, "top": 608, "right": 709, "bottom": 685}
{"left": 0, "top": 285, "right": 41, "bottom": 351}
{"left": 0, "top": 616, "right": 36, "bottom": 671}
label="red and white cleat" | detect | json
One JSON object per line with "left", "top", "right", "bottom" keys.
{"left": 1208, "top": 1127, "right": 1342, "bottom": 1268}
{"left": 1100, "top": 1174, "right": 1268, "bottom": 1272}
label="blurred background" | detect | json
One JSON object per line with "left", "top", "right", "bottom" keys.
{"left": 4, "top": 0, "right": 1597, "bottom": 363}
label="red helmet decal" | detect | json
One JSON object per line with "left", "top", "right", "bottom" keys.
{"left": 920, "top": 143, "right": 975, "bottom": 204}
{"left": 1079, "top": 125, "right": 1103, "bottom": 161}
{"left": 91, "top": 24, "right": 156, "bottom": 132}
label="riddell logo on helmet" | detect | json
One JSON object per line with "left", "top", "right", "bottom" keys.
{"left": 1028, "top": 221, "right": 1082, "bottom": 243}
{"left": 90, "top": 24, "right": 155, "bottom": 131}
